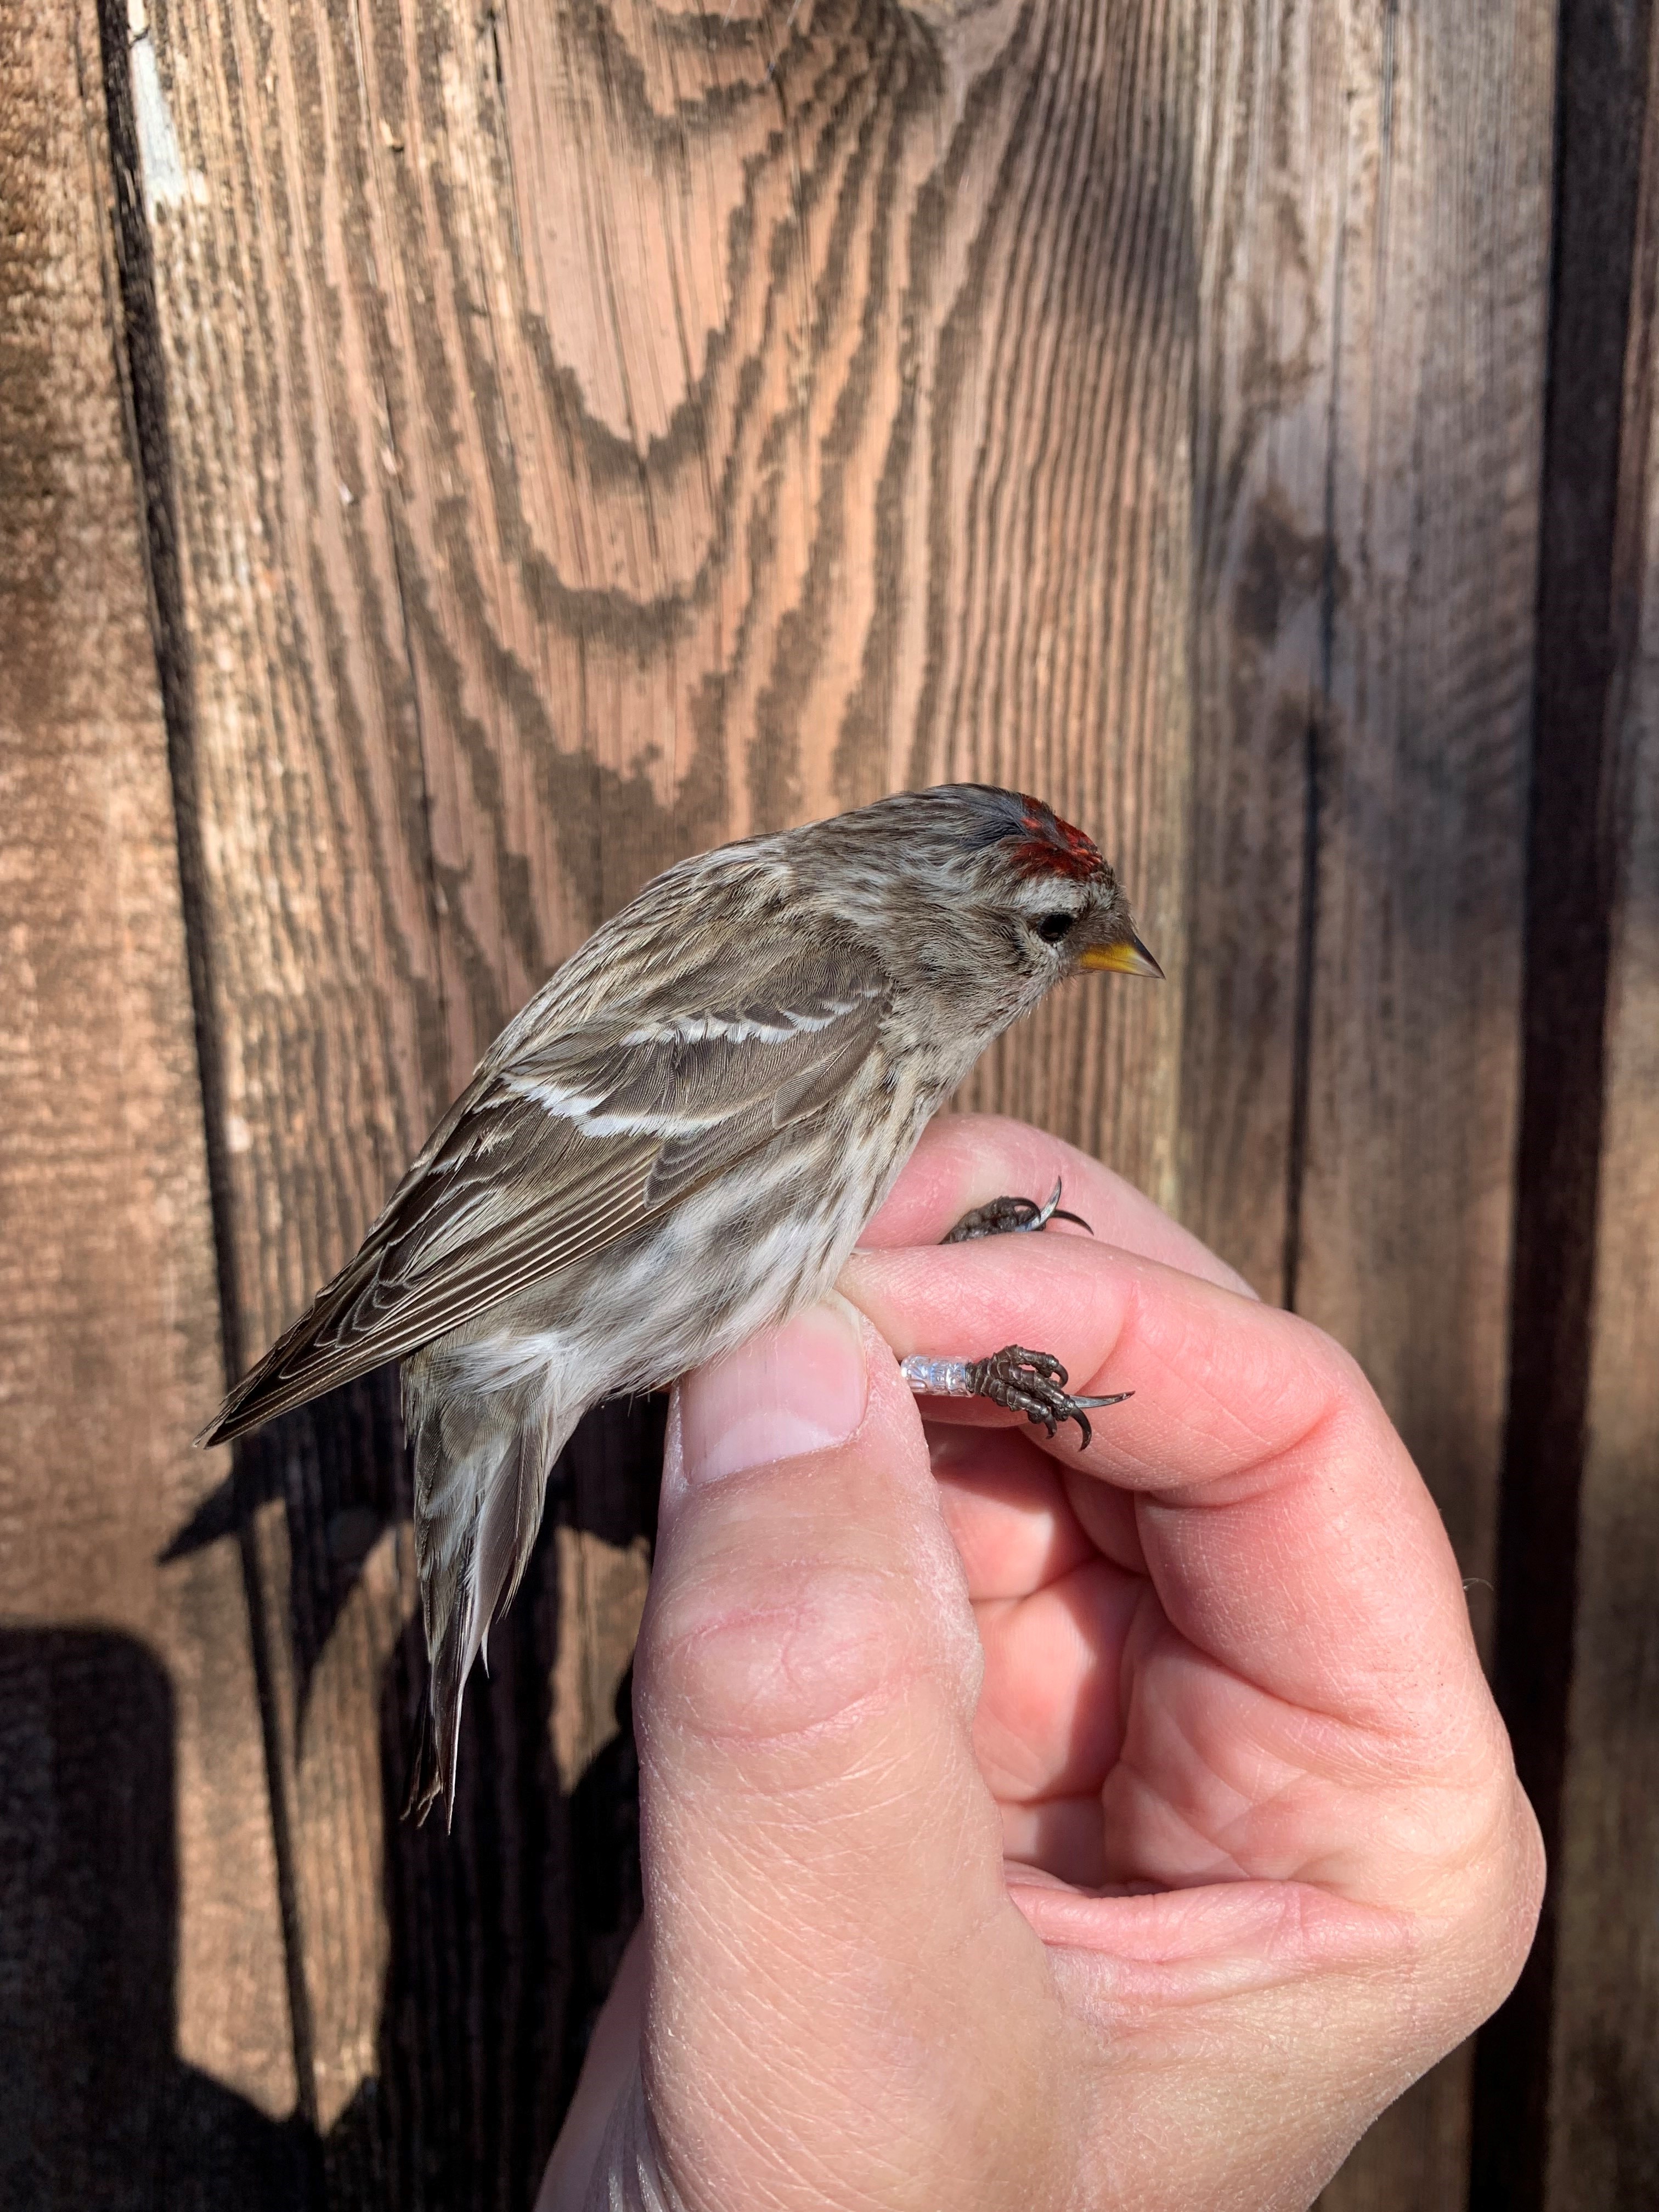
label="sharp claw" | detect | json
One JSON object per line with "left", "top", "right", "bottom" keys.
{"left": 1065, "top": 1390, "right": 1134, "bottom": 1449}
{"left": 1034, "top": 1177, "right": 1093, "bottom": 1236}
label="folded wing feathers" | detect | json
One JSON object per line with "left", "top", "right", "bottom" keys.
{"left": 198, "top": 938, "right": 890, "bottom": 1446}
{"left": 196, "top": 1141, "right": 658, "bottom": 1442}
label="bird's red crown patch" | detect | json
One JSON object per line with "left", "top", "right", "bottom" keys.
{"left": 1010, "top": 796, "right": 1103, "bottom": 882}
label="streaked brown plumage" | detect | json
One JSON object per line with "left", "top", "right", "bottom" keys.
{"left": 199, "top": 785, "right": 1159, "bottom": 1819}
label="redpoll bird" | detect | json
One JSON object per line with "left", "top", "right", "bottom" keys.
{"left": 198, "top": 785, "right": 1161, "bottom": 1819}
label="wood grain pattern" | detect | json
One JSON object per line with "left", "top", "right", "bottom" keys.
{"left": 1469, "top": 5, "right": 1655, "bottom": 2204}
{"left": 0, "top": 0, "right": 296, "bottom": 2185}
{"left": 1181, "top": 3, "right": 1556, "bottom": 2204}
{"left": 1183, "top": 0, "right": 1348, "bottom": 1301}
{"left": 125, "top": 0, "right": 1198, "bottom": 2175}
{"left": 1545, "top": 433, "right": 1659, "bottom": 2204}
{"left": 1540, "top": 12, "right": 1659, "bottom": 2195}
{"left": 1304, "top": 0, "right": 1554, "bottom": 1643}
{"left": 1304, "top": 13, "right": 1554, "bottom": 2197}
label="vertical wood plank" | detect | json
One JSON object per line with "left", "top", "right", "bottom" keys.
{"left": 1542, "top": 411, "right": 1659, "bottom": 2209}
{"left": 126, "top": 0, "right": 1199, "bottom": 1341}
{"left": 120, "top": 0, "right": 1197, "bottom": 2187}
{"left": 1536, "top": 10, "right": 1659, "bottom": 2200}
{"left": 1543, "top": 363, "right": 1659, "bottom": 2212}
{"left": 1470, "top": 4, "right": 1655, "bottom": 2205}
{"left": 1299, "top": 0, "right": 1555, "bottom": 2190}
{"left": 0, "top": 0, "right": 299, "bottom": 2187}
{"left": 1182, "top": 1, "right": 1556, "bottom": 2204}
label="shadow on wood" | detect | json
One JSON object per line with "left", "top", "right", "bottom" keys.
{"left": 0, "top": 1629, "right": 313, "bottom": 2212}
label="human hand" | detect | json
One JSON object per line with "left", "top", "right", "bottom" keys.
{"left": 538, "top": 1114, "right": 1542, "bottom": 2212}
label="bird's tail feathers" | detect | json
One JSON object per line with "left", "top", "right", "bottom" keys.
{"left": 402, "top": 1364, "right": 571, "bottom": 1827}
{"left": 402, "top": 1683, "right": 443, "bottom": 1826}
{"left": 473, "top": 1412, "right": 559, "bottom": 1674}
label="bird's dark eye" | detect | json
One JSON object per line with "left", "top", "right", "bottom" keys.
{"left": 1034, "top": 911, "right": 1074, "bottom": 945}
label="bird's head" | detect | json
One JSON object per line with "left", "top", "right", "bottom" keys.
{"left": 799, "top": 783, "right": 1161, "bottom": 1039}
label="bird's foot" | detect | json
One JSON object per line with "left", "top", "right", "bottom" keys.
{"left": 941, "top": 1175, "right": 1092, "bottom": 1244}
{"left": 900, "top": 1345, "right": 1129, "bottom": 1448}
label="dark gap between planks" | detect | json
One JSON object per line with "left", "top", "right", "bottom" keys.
{"left": 1469, "top": 1, "right": 1655, "bottom": 2204}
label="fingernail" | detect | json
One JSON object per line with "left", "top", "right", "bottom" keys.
{"left": 676, "top": 1299, "right": 868, "bottom": 1487}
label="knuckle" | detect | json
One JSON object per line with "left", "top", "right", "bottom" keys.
{"left": 642, "top": 1562, "right": 937, "bottom": 1754}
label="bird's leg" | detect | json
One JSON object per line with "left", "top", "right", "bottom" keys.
{"left": 907, "top": 1179, "right": 1128, "bottom": 1447}
{"left": 899, "top": 1348, "right": 1127, "bottom": 1449}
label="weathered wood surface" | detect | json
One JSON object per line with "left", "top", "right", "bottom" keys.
{"left": 1545, "top": 434, "right": 1659, "bottom": 2190}
{"left": 0, "top": 0, "right": 298, "bottom": 2197}
{"left": 1294, "top": 7, "right": 1554, "bottom": 2199}
{"left": 1186, "top": 4, "right": 1555, "bottom": 2201}
{"left": 1545, "top": 337, "right": 1659, "bottom": 2204}
{"left": 1532, "top": 3, "right": 1659, "bottom": 2201}
{"left": 1468, "top": 5, "right": 1659, "bottom": 2209}
{"left": 116, "top": 0, "right": 1198, "bottom": 2190}
{"left": 5, "top": 0, "right": 1659, "bottom": 2202}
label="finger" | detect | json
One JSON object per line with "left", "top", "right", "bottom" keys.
{"left": 928, "top": 1431, "right": 1144, "bottom": 1838}
{"left": 972, "top": 1558, "right": 1141, "bottom": 1802}
{"left": 842, "top": 1234, "right": 1477, "bottom": 1748}
{"left": 927, "top": 1424, "right": 1100, "bottom": 1598}
{"left": 931, "top": 1421, "right": 1147, "bottom": 1587}
{"left": 862, "top": 1111, "right": 1256, "bottom": 1295}
{"left": 633, "top": 1299, "right": 1063, "bottom": 2204}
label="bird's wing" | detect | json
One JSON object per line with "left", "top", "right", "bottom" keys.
{"left": 197, "top": 938, "right": 889, "bottom": 1443}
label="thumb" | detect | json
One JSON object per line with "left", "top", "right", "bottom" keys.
{"left": 633, "top": 1296, "right": 1052, "bottom": 2203}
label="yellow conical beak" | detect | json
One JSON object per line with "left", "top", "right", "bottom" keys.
{"left": 1079, "top": 929, "right": 1164, "bottom": 979}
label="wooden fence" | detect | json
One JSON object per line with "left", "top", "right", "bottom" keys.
{"left": 1, "top": 0, "right": 1654, "bottom": 2202}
